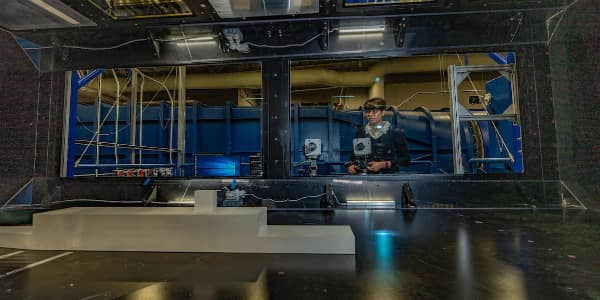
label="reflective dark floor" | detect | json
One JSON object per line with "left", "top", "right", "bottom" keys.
{"left": 0, "top": 209, "right": 599, "bottom": 300}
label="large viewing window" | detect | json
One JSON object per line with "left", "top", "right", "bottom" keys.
{"left": 65, "top": 63, "right": 263, "bottom": 178}
{"left": 289, "top": 53, "right": 523, "bottom": 176}
{"left": 64, "top": 54, "right": 522, "bottom": 179}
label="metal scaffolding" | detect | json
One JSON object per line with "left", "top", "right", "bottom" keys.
{"left": 448, "top": 63, "right": 520, "bottom": 174}
{"left": 64, "top": 67, "right": 185, "bottom": 177}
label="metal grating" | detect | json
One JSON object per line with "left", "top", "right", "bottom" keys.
{"left": 207, "top": 0, "right": 319, "bottom": 19}
{"left": 86, "top": 0, "right": 194, "bottom": 20}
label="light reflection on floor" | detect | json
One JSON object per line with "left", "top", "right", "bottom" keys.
{"left": 0, "top": 209, "right": 597, "bottom": 300}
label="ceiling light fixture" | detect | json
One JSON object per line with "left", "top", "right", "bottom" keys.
{"left": 337, "top": 32, "right": 384, "bottom": 40}
{"left": 339, "top": 25, "right": 386, "bottom": 34}
{"left": 171, "top": 36, "right": 218, "bottom": 47}
{"left": 186, "top": 36, "right": 216, "bottom": 42}
{"left": 30, "top": 0, "right": 80, "bottom": 25}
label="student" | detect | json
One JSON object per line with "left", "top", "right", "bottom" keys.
{"left": 347, "top": 97, "right": 410, "bottom": 174}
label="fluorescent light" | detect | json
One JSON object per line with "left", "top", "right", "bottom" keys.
{"left": 345, "top": 200, "right": 395, "bottom": 207}
{"left": 168, "top": 200, "right": 194, "bottom": 204}
{"left": 337, "top": 33, "right": 384, "bottom": 40}
{"left": 174, "top": 36, "right": 217, "bottom": 46}
{"left": 176, "top": 40, "right": 217, "bottom": 46}
{"left": 30, "top": 0, "right": 80, "bottom": 25}
{"left": 186, "top": 36, "right": 216, "bottom": 42}
{"left": 176, "top": 40, "right": 217, "bottom": 47}
{"left": 333, "top": 179, "right": 363, "bottom": 185}
{"left": 339, "top": 26, "right": 386, "bottom": 34}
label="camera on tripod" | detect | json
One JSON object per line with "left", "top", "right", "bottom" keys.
{"left": 344, "top": 138, "right": 372, "bottom": 175}
{"left": 299, "top": 139, "right": 321, "bottom": 176}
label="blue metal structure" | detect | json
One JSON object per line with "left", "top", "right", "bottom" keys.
{"left": 66, "top": 69, "right": 104, "bottom": 177}
{"left": 73, "top": 102, "right": 485, "bottom": 176}
{"left": 479, "top": 76, "right": 524, "bottom": 173}
{"left": 290, "top": 105, "right": 477, "bottom": 175}
{"left": 476, "top": 52, "right": 523, "bottom": 173}
{"left": 69, "top": 63, "right": 520, "bottom": 177}
{"left": 73, "top": 101, "right": 261, "bottom": 176}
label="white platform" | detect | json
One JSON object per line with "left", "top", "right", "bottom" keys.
{"left": 0, "top": 191, "right": 355, "bottom": 254}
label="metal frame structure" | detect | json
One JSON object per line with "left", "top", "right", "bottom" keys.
{"left": 448, "top": 63, "right": 520, "bottom": 174}
{"left": 62, "top": 69, "right": 105, "bottom": 177}
{"left": 289, "top": 104, "right": 455, "bottom": 175}
{"left": 177, "top": 66, "right": 187, "bottom": 174}
{"left": 62, "top": 68, "right": 185, "bottom": 177}
{"left": 1, "top": 0, "right": 577, "bottom": 210}
{"left": 65, "top": 59, "right": 519, "bottom": 178}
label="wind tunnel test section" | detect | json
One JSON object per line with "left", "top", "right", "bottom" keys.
{"left": 65, "top": 53, "right": 523, "bottom": 178}
{"left": 65, "top": 63, "right": 263, "bottom": 178}
{"left": 290, "top": 53, "right": 524, "bottom": 177}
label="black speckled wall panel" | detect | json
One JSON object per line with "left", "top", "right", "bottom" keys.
{"left": 515, "top": 45, "right": 559, "bottom": 181}
{"left": 549, "top": 0, "right": 600, "bottom": 208}
{"left": 0, "top": 31, "right": 64, "bottom": 203}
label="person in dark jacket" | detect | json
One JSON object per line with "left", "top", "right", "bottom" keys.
{"left": 347, "top": 97, "right": 410, "bottom": 174}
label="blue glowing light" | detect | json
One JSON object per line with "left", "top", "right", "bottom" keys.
{"left": 374, "top": 230, "right": 394, "bottom": 236}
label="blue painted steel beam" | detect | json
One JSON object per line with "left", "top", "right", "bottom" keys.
{"left": 67, "top": 68, "right": 105, "bottom": 177}
{"left": 488, "top": 53, "right": 507, "bottom": 65}
{"left": 192, "top": 101, "right": 198, "bottom": 156}
{"left": 77, "top": 69, "right": 105, "bottom": 88}
{"left": 506, "top": 52, "right": 516, "bottom": 64}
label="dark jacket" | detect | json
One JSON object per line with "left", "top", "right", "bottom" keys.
{"left": 350, "top": 126, "right": 410, "bottom": 174}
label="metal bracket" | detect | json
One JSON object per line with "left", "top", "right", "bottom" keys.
{"left": 148, "top": 31, "right": 160, "bottom": 58}
{"left": 394, "top": 19, "right": 407, "bottom": 48}
{"left": 144, "top": 185, "right": 158, "bottom": 206}
{"left": 325, "top": 184, "right": 334, "bottom": 207}
{"left": 319, "top": 21, "right": 329, "bottom": 50}
{"left": 498, "top": 70, "right": 512, "bottom": 80}
{"left": 456, "top": 103, "right": 471, "bottom": 118}
{"left": 455, "top": 71, "right": 470, "bottom": 86}
{"left": 449, "top": 64, "right": 520, "bottom": 174}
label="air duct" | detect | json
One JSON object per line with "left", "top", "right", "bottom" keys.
{"left": 95, "top": 55, "right": 496, "bottom": 92}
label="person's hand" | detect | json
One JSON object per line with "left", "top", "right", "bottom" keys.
{"left": 367, "top": 161, "right": 387, "bottom": 173}
{"left": 347, "top": 165, "right": 359, "bottom": 174}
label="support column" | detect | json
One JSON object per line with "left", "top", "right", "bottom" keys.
{"left": 62, "top": 71, "right": 78, "bottom": 178}
{"left": 368, "top": 76, "right": 385, "bottom": 99}
{"left": 177, "top": 66, "right": 187, "bottom": 174}
{"left": 129, "top": 69, "right": 138, "bottom": 164}
{"left": 261, "top": 59, "right": 291, "bottom": 178}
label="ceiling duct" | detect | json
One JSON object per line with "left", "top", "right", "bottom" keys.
{"left": 0, "top": 0, "right": 96, "bottom": 31}
{"left": 86, "top": 0, "right": 193, "bottom": 20}
{"left": 95, "top": 55, "right": 496, "bottom": 92}
{"left": 208, "top": 0, "right": 318, "bottom": 19}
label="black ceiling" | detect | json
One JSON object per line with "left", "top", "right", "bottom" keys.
{"left": 5, "top": 0, "right": 569, "bottom": 34}
{"left": 1, "top": 0, "right": 572, "bottom": 71}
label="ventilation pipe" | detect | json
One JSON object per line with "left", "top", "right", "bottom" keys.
{"left": 95, "top": 55, "right": 496, "bottom": 92}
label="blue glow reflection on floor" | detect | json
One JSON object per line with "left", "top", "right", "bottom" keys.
{"left": 374, "top": 230, "right": 394, "bottom": 269}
